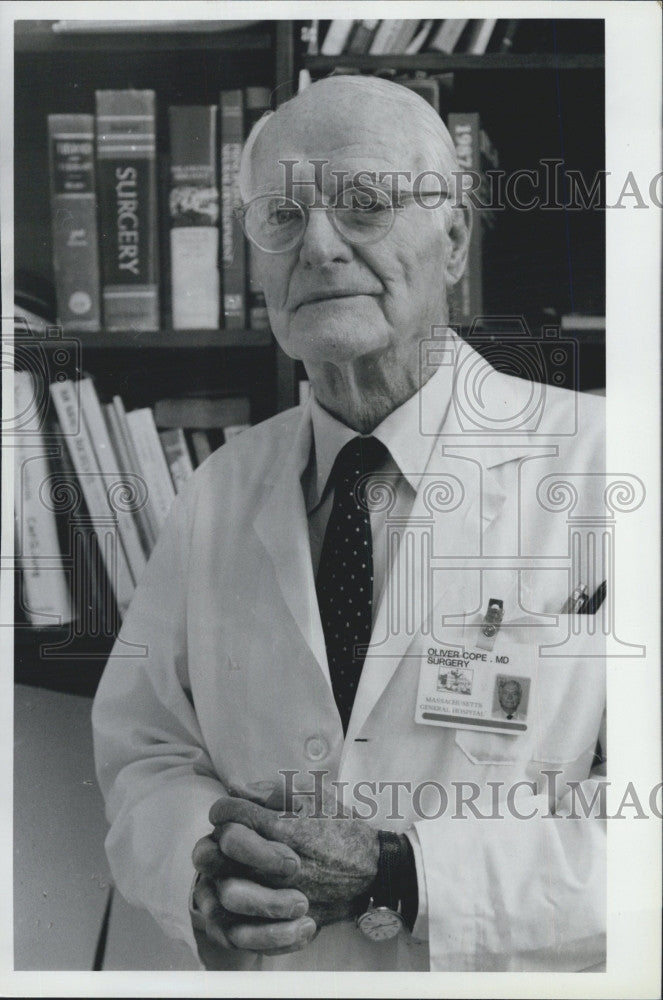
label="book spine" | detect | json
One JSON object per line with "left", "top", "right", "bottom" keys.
{"left": 448, "top": 112, "right": 483, "bottom": 327}
{"left": 428, "top": 19, "right": 468, "bottom": 54}
{"left": 189, "top": 429, "right": 213, "bottom": 466}
{"left": 104, "top": 401, "right": 155, "bottom": 555}
{"left": 347, "top": 19, "right": 380, "bottom": 54}
{"left": 244, "top": 88, "right": 271, "bottom": 331}
{"left": 126, "top": 409, "right": 176, "bottom": 533}
{"left": 50, "top": 379, "right": 135, "bottom": 616}
{"left": 369, "top": 20, "right": 404, "bottom": 54}
{"left": 78, "top": 378, "right": 147, "bottom": 585}
{"left": 159, "top": 428, "right": 195, "bottom": 492}
{"left": 14, "top": 372, "right": 73, "bottom": 625}
{"left": 47, "top": 115, "right": 101, "bottom": 332}
{"left": 320, "top": 19, "right": 355, "bottom": 55}
{"left": 220, "top": 90, "right": 247, "bottom": 328}
{"left": 96, "top": 89, "right": 160, "bottom": 331}
{"left": 53, "top": 419, "right": 118, "bottom": 635}
{"left": 169, "top": 105, "right": 220, "bottom": 330}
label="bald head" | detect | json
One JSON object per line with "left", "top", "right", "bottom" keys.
{"left": 238, "top": 75, "right": 460, "bottom": 202}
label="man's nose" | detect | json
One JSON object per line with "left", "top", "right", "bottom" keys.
{"left": 298, "top": 207, "right": 353, "bottom": 267}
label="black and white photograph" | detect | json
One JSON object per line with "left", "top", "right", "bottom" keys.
{"left": 2, "top": 2, "right": 661, "bottom": 995}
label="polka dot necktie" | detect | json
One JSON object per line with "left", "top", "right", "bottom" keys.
{"left": 315, "top": 436, "right": 388, "bottom": 733}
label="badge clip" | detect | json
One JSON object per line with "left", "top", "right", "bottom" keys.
{"left": 476, "top": 598, "right": 504, "bottom": 651}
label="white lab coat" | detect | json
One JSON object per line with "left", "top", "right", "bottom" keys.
{"left": 92, "top": 335, "right": 606, "bottom": 971}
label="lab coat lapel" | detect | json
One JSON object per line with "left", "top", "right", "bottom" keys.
{"left": 345, "top": 358, "right": 542, "bottom": 745}
{"left": 253, "top": 403, "right": 328, "bottom": 678}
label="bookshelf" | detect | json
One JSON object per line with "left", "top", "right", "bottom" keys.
{"left": 13, "top": 18, "right": 606, "bottom": 695}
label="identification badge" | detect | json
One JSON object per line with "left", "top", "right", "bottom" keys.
{"left": 414, "top": 605, "right": 536, "bottom": 736}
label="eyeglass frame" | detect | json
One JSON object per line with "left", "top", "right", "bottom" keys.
{"left": 234, "top": 184, "right": 451, "bottom": 255}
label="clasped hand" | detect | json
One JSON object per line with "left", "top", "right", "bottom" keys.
{"left": 191, "top": 782, "right": 379, "bottom": 957}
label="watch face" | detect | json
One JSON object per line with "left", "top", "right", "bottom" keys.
{"left": 357, "top": 907, "right": 404, "bottom": 941}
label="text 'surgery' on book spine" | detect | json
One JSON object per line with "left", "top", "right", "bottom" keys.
{"left": 96, "top": 89, "right": 160, "bottom": 331}
{"left": 48, "top": 114, "right": 101, "bottom": 332}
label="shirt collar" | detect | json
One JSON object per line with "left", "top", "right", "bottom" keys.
{"left": 306, "top": 335, "right": 456, "bottom": 512}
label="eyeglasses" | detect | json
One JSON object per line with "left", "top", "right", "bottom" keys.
{"left": 235, "top": 185, "right": 448, "bottom": 254}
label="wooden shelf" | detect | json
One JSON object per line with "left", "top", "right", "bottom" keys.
{"left": 305, "top": 53, "right": 604, "bottom": 73}
{"left": 14, "top": 327, "right": 273, "bottom": 350}
{"left": 15, "top": 21, "right": 272, "bottom": 54}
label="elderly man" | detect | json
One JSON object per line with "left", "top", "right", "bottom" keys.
{"left": 92, "top": 75, "right": 606, "bottom": 972}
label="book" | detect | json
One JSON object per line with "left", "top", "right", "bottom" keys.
{"left": 346, "top": 19, "right": 380, "bottom": 55}
{"left": 405, "top": 19, "right": 435, "bottom": 54}
{"left": 369, "top": 20, "right": 405, "bottom": 55}
{"left": 447, "top": 112, "right": 498, "bottom": 327}
{"left": 104, "top": 400, "right": 155, "bottom": 555}
{"left": 14, "top": 372, "right": 73, "bottom": 625}
{"left": 320, "top": 20, "right": 355, "bottom": 55}
{"left": 169, "top": 105, "right": 219, "bottom": 330}
{"left": 159, "top": 428, "right": 195, "bottom": 492}
{"left": 388, "top": 21, "right": 422, "bottom": 54}
{"left": 244, "top": 88, "right": 271, "bottom": 331}
{"left": 464, "top": 19, "right": 498, "bottom": 55}
{"left": 560, "top": 314, "right": 606, "bottom": 331}
{"left": 220, "top": 90, "right": 247, "bottom": 328}
{"left": 47, "top": 115, "right": 101, "bottom": 333}
{"left": 125, "top": 408, "right": 176, "bottom": 534}
{"left": 78, "top": 378, "right": 147, "bottom": 585}
{"left": 428, "top": 19, "right": 468, "bottom": 53}
{"left": 95, "top": 89, "right": 159, "bottom": 331}
{"left": 153, "top": 395, "right": 251, "bottom": 429}
{"left": 52, "top": 419, "right": 118, "bottom": 636}
{"left": 50, "top": 378, "right": 135, "bottom": 617}
{"left": 189, "top": 429, "right": 213, "bottom": 465}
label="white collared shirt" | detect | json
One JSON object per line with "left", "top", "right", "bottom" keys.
{"left": 304, "top": 353, "right": 455, "bottom": 612}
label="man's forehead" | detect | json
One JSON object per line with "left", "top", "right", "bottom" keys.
{"left": 251, "top": 90, "right": 440, "bottom": 192}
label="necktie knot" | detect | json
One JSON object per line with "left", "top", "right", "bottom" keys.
{"left": 331, "top": 435, "right": 388, "bottom": 487}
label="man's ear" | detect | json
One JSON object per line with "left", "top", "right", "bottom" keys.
{"left": 444, "top": 205, "right": 472, "bottom": 286}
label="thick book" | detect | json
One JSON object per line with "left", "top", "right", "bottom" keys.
{"left": 220, "top": 90, "right": 247, "bottom": 328}
{"left": 95, "top": 89, "right": 160, "bottom": 331}
{"left": 447, "top": 112, "right": 498, "bottom": 327}
{"left": 78, "top": 378, "right": 147, "bottom": 585}
{"left": 125, "top": 408, "right": 176, "bottom": 535}
{"left": 245, "top": 88, "right": 271, "bottom": 331}
{"left": 169, "top": 105, "right": 220, "bottom": 329}
{"left": 14, "top": 372, "right": 73, "bottom": 625}
{"left": 50, "top": 378, "right": 135, "bottom": 617}
{"left": 159, "top": 428, "right": 195, "bottom": 492}
{"left": 47, "top": 115, "right": 101, "bottom": 333}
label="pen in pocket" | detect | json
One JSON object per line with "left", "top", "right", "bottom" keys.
{"left": 560, "top": 584, "right": 589, "bottom": 614}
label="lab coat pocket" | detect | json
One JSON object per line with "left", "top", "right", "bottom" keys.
{"left": 529, "top": 620, "right": 605, "bottom": 764}
{"left": 454, "top": 728, "right": 533, "bottom": 766}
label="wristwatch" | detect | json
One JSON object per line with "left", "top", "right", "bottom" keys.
{"left": 356, "top": 831, "right": 407, "bottom": 941}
